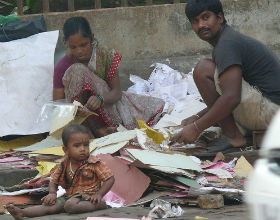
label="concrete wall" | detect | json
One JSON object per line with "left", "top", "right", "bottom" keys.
{"left": 22, "top": 0, "right": 280, "bottom": 89}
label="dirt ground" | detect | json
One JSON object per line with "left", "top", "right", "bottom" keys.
{"left": 2, "top": 204, "right": 249, "bottom": 220}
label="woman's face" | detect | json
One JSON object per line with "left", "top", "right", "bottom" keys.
{"left": 67, "top": 33, "right": 92, "bottom": 63}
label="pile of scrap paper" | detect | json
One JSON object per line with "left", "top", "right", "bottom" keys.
{"left": 0, "top": 64, "right": 253, "bottom": 216}
{"left": 0, "top": 120, "right": 252, "bottom": 216}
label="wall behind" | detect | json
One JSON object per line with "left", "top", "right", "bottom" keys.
{"left": 22, "top": 0, "right": 280, "bottom": 89}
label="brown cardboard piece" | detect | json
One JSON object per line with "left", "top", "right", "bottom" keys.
{"left": 97, "top": 154, "right": 151, "bottom": 205}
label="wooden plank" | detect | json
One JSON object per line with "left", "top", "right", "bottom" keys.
{"left": 146, "top": 0, "right": 152, "bottom": 6}
{"left": 17, "top": 0, "right": 23, "bottom": 15}
{"left": 94, "top": 0, "right": 101, "bottom": 9}
{"left": 68, "top": 0, "right": 75, "bottom": 12}
{"left": 43, "top": 0, "right": 50, "bottom": 13}
{"left": 121, "top": 0, "right": 128, "bottom": 7}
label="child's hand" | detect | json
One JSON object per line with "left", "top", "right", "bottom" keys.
{"left": 41, "top": 193, "right": 57, "bottom": 206}
{"left": 90, "top": 193, "right": 102, "bottom": 203}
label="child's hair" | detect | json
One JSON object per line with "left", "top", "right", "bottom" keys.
{"left": 63, "top": 16, "right": 93, "bottom": 42}
{"left": 62, "top": 124, "right": 90, "bottom": 147}
{"left": 185, "top": 0, "right": 227, "bottom": 24}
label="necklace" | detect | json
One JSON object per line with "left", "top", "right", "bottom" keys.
{"left": 69, "top": 161, "right": 75, "bottom": 179}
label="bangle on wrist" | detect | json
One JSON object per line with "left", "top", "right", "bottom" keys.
{"left": 193, "top": 121, "right": 201, "bottom": 133}
{"left": 97, "top": 95, "right": 104, "bottom": 106}
{"left": 49, "top": 191, "right": 56, "bottom": 195}
{"left": 194, "top": 114, "right": 200, "bottom": 119}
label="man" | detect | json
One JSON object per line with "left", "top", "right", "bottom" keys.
{"left": 173, "top": 0, "right": 280, "bottom": 151}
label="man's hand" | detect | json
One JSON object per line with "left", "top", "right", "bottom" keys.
{"left": 85, "top": 96, "right": 102, "bottom": 111}
{"left": 41, "top": 193, "right": 57, "bottom": 206}
{"left": 90, "top": 193, "right": 102, "bottom": 204}
{"left": 181, "top": 115, "right": 199, "bottom": 126}
{"left": 172, "top": 123, "right": 200, "bottom": 144}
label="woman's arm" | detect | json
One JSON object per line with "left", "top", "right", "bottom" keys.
{"left": 53, "top": 88, "right": 65, "bottom": 100}
{"left": 85, "top": 73, "right": 122, "bottom": 111}
{"left": 103, "top": 73, "right": 122, "bottom": 105}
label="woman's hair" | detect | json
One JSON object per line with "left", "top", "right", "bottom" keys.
{"left": 63, "top": 16, "right": 93, "bottom": 42}
{"left": 62, "top": 124, "right": 90, "bottom": 147}
{"left": 185, "top": 0, "right": 227, "bottom": 24}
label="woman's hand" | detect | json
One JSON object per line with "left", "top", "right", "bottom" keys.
{"left": 85, "top": 95, "right": 102, "bottom": 111}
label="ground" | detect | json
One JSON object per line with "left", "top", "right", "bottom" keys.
{"left": 2, "top": 204, "right": 249, "bottom": 220}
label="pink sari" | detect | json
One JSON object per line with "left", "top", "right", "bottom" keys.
{"left": 62, "top": 41, "right": 164, "bottom": 129}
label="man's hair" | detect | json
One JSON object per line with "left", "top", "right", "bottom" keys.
{"left": 62, "top": 124, "right": 90, "bottom": 147}
{"left": 63, "top": 16, "right": 93, "bottom": 42}
{"left": 185, "top": 0, "right": 227, "bottom": 24}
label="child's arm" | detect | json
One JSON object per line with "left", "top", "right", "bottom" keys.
{"left": 41, "top": 182, "right": 58, "bottom": 206}
{"left": 90, "top": 176, "right": 115, "bottom": 203}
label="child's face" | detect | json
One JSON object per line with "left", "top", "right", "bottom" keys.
{"left": 63, "top": 132, "right": 90, "bottom": 162}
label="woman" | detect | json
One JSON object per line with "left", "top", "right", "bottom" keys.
{"left": 53, "top": 16, "right": 164, "bottom": 137}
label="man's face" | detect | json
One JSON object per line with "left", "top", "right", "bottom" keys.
{"left": 190, "top": 11, "right": 224, "bottom": 45}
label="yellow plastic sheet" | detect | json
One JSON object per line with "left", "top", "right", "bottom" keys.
{"left": 137, "top": 120, "right": 166, "bottom": 144}
{"left": 36, "top": 161, "right": 57, "bottom": 175}
{"left": 0, "top": 134, "right": 43, "bottom": 152}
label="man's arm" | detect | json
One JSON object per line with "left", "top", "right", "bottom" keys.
{"left": 174, "top": 65, "right": 242, "bottom": 143}
{"left": 196, "top": 65, "right": 242, "bottom": 131}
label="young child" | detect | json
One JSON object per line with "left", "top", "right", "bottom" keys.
{"left": 6, "top": 124, "right": 115, "bottom": 219}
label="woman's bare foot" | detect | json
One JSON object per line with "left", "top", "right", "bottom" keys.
{"left": 96, "top": 126, "right": 117, "bottom": 137}
{"left": 5, "top": 204, "right": 24, "bottom": 220}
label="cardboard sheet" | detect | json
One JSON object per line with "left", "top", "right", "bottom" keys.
{"left": 91, "top": 141, "right": 128, "bottom": 156}
{"left": 36, "top": 161, "right": 57, "bottom": 175}
{"left": 0, "top": 157, "right": 24, "bottom": 163}
{"left": 172, "top": 176, "right": 201, "bottom": 188}
{"left": 90, "top": 130, "right": 137, "bottom": 148}
{"left": 31, "top": 146, "right": 64, "bottom": 156}
{"left": 204, "top": 168, "right": 233, "bottom": 179}
{"left": 87, "top": 218, "right": 138, "bottom": 220}
{"left": 126, "top": 191, "right": 170, "bottom": 207}
{"left": 0, "top": 31, "right": 59, "bottom": 136}
{"left": 0, "top": 135, "right": 43, "bottom": 152}
{"left": 126, "top": 149, "right": 202, "bottom": 172}
{"left": 234, "top": 156, "right": 253, "bottom": 176}
{"left": 17, "top": 136, "right": 62, "bottom": 152}
{"left": 97, "top": 154, "right": 151, "bottom": 205}
{"left": 149, "top": 165, "right": 195, "bottom": 178}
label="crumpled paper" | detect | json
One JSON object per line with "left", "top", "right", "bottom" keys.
{"left": 127, "top": 63, "right": 200, "bottom": 112}
{"left": 148, "top": 199, "right": 184, "bottom": 218}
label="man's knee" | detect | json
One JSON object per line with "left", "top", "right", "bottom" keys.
{"left": 193, "top": 58, "right": 216, "bottom": 82}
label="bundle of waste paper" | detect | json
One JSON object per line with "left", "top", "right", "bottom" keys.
{"left": 0, "top": 64, "right": 254, "bottom": 218}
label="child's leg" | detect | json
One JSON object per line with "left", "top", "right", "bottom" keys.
{"left": 6, "top": 202, "right": 63, "bottom": 220}
{"left": 64, "top": 197, "right": 107, "bottom": 214}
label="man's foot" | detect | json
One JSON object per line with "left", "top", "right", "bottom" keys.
{"left": 221, "top": 134, "right": 247, "bottom": 148}
{"left": 5, "top": 204, "right": 24, "bottom": 220}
